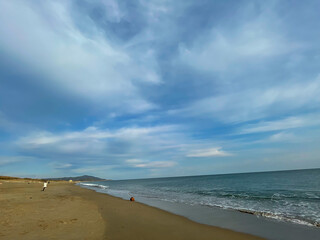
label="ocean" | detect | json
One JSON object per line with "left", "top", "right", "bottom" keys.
{"left": 79, "top": 168, "right": 320, "bottom": 230}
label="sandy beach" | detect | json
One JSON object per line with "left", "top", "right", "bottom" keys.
{"left": 0, "top": 180, "right": 265, "bottom": 240}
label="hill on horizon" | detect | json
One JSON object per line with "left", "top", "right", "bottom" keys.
{"left": 45, "top": 175, "right": 107, "bottom": 181}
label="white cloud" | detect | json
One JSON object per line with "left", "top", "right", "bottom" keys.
{"left": 0, "top": 0, "right": 159, "bottom": 114}
{"left": 17, "top": 125, "right": 180, "bottom": 150}
{"left": 49, "top": 162, "right": 73, "bottom": 169}
{"left": 72, "top": 165, "right": 115, "bottom": 174}
{"left": 174, "top": 76, "right": 320, "bottom": 123}
{"left": 179, "top": 6, "right": 300, "bottom": 73}
{"left": 15, "top": 125, "right": 185, "bottom": 162}
{"left": 100, "top": 0, "right": 124, "bottom": 23}
{"left": 125, "top": 159, "right": 176, "bottom": 168}
{"left": 125, "top": 159, "right": 144, "bottom": 164}
{"left": 240, "top": 114, "right": 320, "bottom": 134}
{"left": 187, "top": 147, "right": 231, "bottom": 157}
{"left": 268, "top": 132, "right": 295, "bottom": 142}
{"left": 165, "top": 1, "right": 320, "bottom": 125}
{"left": 15, "top": 124, "right": 234, "bottom": 174}
{"left": 0, "top": 156, "right": 34, "bottom": 166}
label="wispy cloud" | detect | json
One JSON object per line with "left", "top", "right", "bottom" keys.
{"left": 49, "top": 162, "right": 73, "bottom": 170}
{"left": 72, "top": 165, "right": 116, "bottom": 177}
{"left": 268, "top": 132, "right": 296, "bottom": 142}
{"left": 177, "top": 1, "right": 309, "bottom": 74}
{"left": 187, "top": 147, "right": 232, "bottom": 157}
{"left": 13, "top": 124, "right": 234, "bottom": 176}
{"left": 125, "top": 159, "right": 176, "bottom": 168}
{"left": 0, "top": 0, "right": 159, "bottom": 114}
{"left": 239, "top": 114, "right": 320, "bottom": 134}
{"left": 1, "top": 0, "right": 320, "bottom": 178}
{"left": 172, "top": 76, "right": 320, "bottom": 123}
{"left": 0, "top": 156, "right": 30, "bottom": 166}
{"left": 16, "top": 125, "right": 182, "bottom": 159}
{"left": 0, "top": 156, "right": 38, "bottom": 170}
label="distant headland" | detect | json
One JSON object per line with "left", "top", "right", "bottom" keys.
{"left": 0, "top": 175, "right": 109, "bottom": 182}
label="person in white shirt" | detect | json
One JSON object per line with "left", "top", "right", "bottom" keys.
{"left": 42, "top": 181, "right": 48, "bottom": 191}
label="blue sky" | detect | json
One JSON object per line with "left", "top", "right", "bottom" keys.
{"left": 0, "top": 0, "right": 320, "bottom": 179}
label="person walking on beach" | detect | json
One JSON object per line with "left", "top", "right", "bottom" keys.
{"left": 42, "top": 181, "right": 48, "bottom": 191}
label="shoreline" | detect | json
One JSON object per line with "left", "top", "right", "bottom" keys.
{"left": 79, "top": 183, "right": 320, "bottom": 240}
{"left": 77, "top": 183, "right": 265, "bottom": 240}
{"left": 0, "top": 180, "right": 264, "bottom": 240}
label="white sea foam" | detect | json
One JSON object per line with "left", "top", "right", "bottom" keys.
{"left": 78, "top": 169, "right": 320, "bottom": 229}
{"left": 79, "top": 183, "right": 109, "bottom": 189}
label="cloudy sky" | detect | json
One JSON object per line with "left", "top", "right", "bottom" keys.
{"left": 0, "top": 0, "right": 320, "bottom": 179}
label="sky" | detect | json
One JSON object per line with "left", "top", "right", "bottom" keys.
{"left": 0, "top": 0, "right": 320, "bottom": 179}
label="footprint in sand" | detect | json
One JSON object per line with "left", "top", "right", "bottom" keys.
{"left": 59, "top": 218, "right": 78, "bottom": 224}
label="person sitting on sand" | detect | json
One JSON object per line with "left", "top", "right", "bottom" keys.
{"left": 42, "top": 181, "right": 48, "bottom": 191}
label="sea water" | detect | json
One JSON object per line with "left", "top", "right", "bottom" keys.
{"left": 79, "top": 168, "right": 320, "bottom": 228}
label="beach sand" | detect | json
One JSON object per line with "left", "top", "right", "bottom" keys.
{"left": 0, "top": 180, "right": 264, "bottom": 240}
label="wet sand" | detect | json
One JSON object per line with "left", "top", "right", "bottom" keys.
{"left": 0, "top": 180, "right": 264, "bottom": 240}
